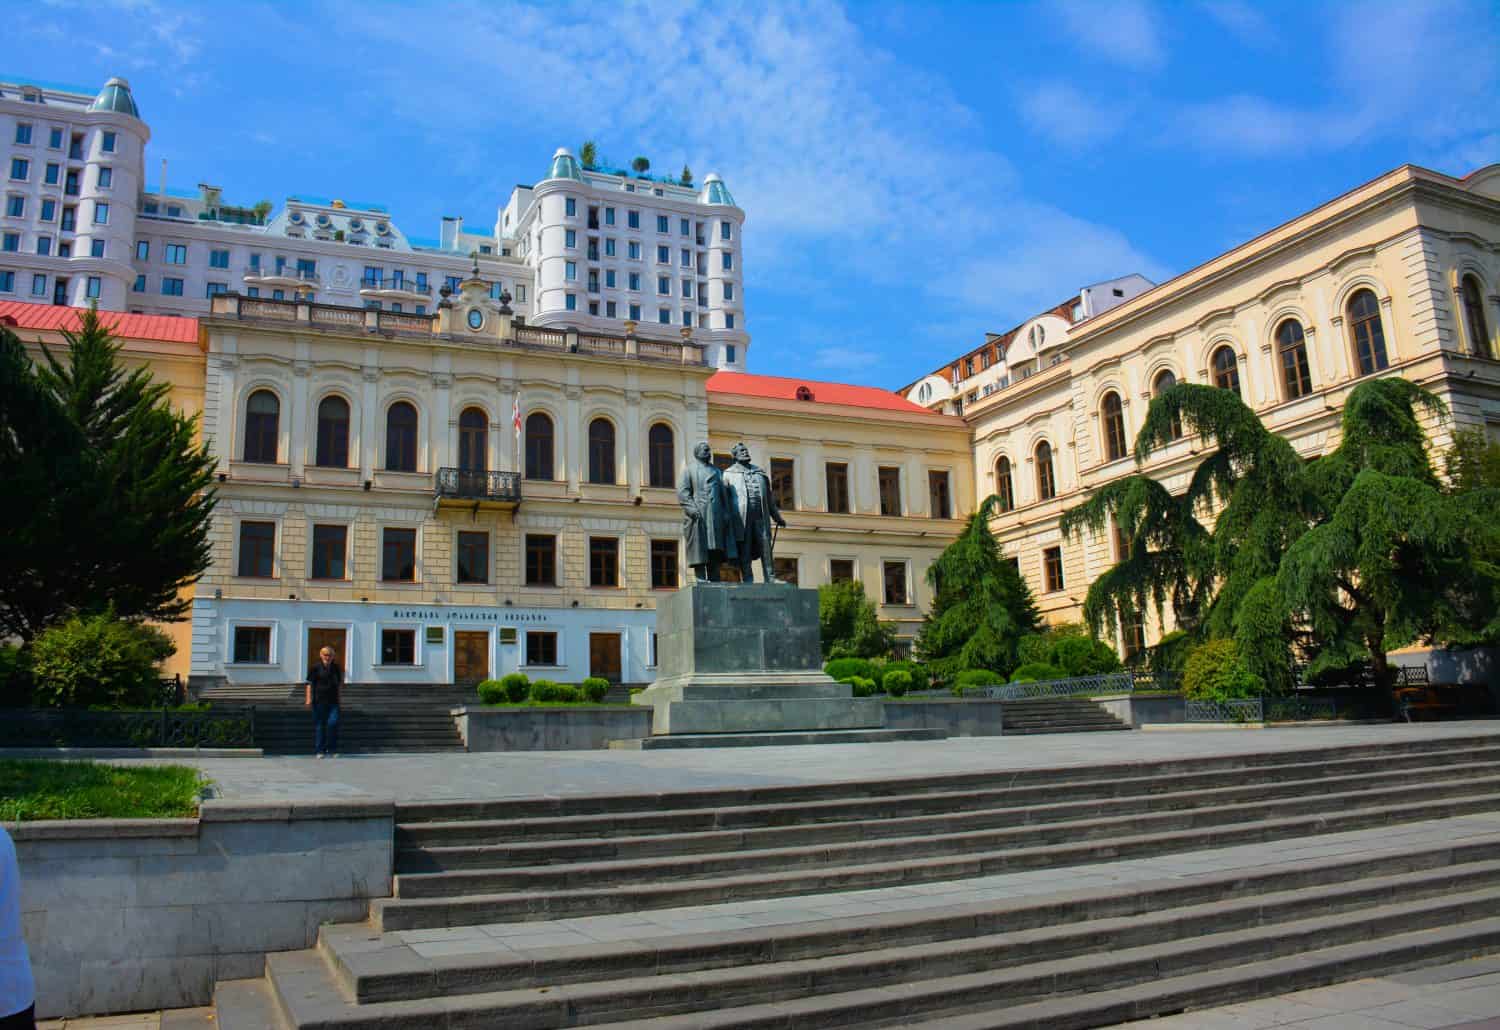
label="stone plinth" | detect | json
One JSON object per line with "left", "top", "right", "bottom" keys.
{"left": 634, "top": 583, "right": 886, "bottom": 735}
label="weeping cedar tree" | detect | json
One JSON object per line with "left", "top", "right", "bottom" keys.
{"left": 915, "top": 494, "right": 1041, "bottom": 680}
{"left": 0, "top": 311, "right": 217, "bottom": 641}
{"left": 1063, "top": 376, "right": 1500, "bottom": 693}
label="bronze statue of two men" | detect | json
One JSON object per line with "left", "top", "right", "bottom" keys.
{"left": 677, "top": 441, "right": 787, "bottom": 583}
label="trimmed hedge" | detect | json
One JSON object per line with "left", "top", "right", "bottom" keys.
{"left": 582, "top": 677, "right": 610, "bottom": 702}
{"left": 1183, "top": 640, "right": 1263, "bottom": 700}
{"left": 825, "top": 657, "right": 878, "bottom": 682}
{"left": 878, "top": 660, "right": 928, "bottom": 692}
{"left": 500, "top": 672, "right": 531, "bottom": 703}
{"left": 476, "top": 679, "right": 507, "bottom": 704}
{"left": 1009, "top": 662, "right": 1066, "bottom": 683}
{"left": 883, "top": 670, "right": 912, "bottom": 697}
{"left": 530, "top": 679, "right": 563, "bottom": 702}
{"left": 954, "top": 669, "right": 1003, "bottom": 689}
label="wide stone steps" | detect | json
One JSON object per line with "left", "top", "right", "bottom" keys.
{"left": 610, "top": 727, "right": 947, "bottom": 749}
{"left": 250, "top": 709, "right": 465, "bottom": 754}
{"left": 368, "top": 736, "right": 1500, "bottom": 931}
{"left": 998, "top": 697, "right": 1131, "bottom": 734}
{"left": 246, "top": 836, "right": 1500, "bottom": 1028}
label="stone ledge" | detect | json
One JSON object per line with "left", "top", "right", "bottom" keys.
{"left": 0, "top": 747, "right": 263, "bottom": 759}
{"left": 4, "top": 817, "right": 199, "bottom": 841}
{"left": 200, "top": 798, "right": 394, "bottom": 822}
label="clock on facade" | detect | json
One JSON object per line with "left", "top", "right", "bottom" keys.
{"left": 467, "top": 308, "right": 484, "bottom": 330}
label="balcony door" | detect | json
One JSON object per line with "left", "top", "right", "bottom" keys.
{"left": 458, "top": 408, "right": 487, "bottom": 474}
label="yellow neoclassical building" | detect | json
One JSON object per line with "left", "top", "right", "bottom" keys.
{"left": 913, "top": 163, "right": 1500, "bottom": 652}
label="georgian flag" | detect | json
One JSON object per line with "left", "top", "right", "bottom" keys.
{"left": 512, "top": 394, "right": 521, "bottom": 443}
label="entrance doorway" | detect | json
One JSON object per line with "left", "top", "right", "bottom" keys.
{"left": 454, "top": 631, "right": 489, "bottom": 684}
{"left": 307, "top": 627, "right": 348, "bottom": 673}
{"left": 589, "top": 633, "right": 622, "bottom": 683}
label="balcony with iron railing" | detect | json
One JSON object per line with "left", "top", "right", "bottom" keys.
{"left": 244, "top": 265, "right": 320, "bottom": 287}
{"left": 436, "top": 468, "right": 521, "bottom": 508}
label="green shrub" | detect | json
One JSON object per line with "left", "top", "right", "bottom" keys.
{"left": 840, "top": 676, "right": 877, "bottom": 697}
{"left": 500, "top": 672, "right": 531, "bottom": 703}
{"left": 0, "top": 645, "right": 33, "bottom": 707}
{"left": 529, "top": 679, "right": 562, "bottom": 702}
{"left": 954, "top": 669, "right": 1003, "bottom": 689}
{"left": 553, "top": 684, "right": 581, "bottom": 703}
{"left": 582, "top": 677, "right": 610, "bottom": 702}
{"left": 1050, "top": 636, "right": 1122, "bottom": 676}
{"left": 476, "top": 679, "right": 507, "bottom": 704}
{"left": 30, "top": 613, "right": 176, "bottom": 708}
{"left": 1015, "top": 634, "right": 1051, "bottom": 668}
{"left": 1009, "top": 662, "right": 1066, "bottom": 684}
{"left": 878, "top": 660, "right": 929, "bottom": 692}
{"left": 1182, "top": 640, "right": 1264, "bottom": 701}
{"left": 825, "top": 657, "right": 877, "bottom": 682}
{"left": 883, "top": 670, "right": 912, "bottom": 697}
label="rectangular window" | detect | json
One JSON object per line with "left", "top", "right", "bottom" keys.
{"left": 878, "top": 467, "right": 902, "bottom": 516}
{"left": 380, "top": 629, "right": 416, "bottom": 666}
{"left": 830, "top": 558, "right": 855, "bottom": 583}
{"left": 89, "top": 239, "right": 104, "bottom": 258}
{"left": 657, "top": 275, "right": 670, "bottom": 295}
{"left": 606, "top": 300, "right": 617, "bottom": 318}
{"left": 161, "top": 277, "right": 184, "bottom": 296}
{"left": 682, "top": 310, "right": 692, "bottom": 327}
{"left": 769, "top": 459, "right": 795, "bottom": 511}
{"left": 36, "top": 236, "right": 51, "bottom": 256}
{"left": 48, "top": 128, "right": 63, "bottom": 148}
{"left": 0, "top": 271, "right": 14, "bottom": 293}
{"left": 85, "top": 276, "right": 100, "bottom": 299}
{"left": 64, "top": 170, "right": 78, "bottom": 196}
{"left": 565, "top": 260, "right": 577, "bottom": 281}
{"left": 681, "top": 279, "right": 692, "bottom": 299}
{"left": 525, "top": 534, "right": 556, "bottom": 586}
{"left": 381, "top": 527, "right": 417, "bottom": 582}
{"left": 164, "top": 243, "right": 187, "bottom": 264}
{"left": 1044, "top": 546, "right": 1065, "bottom": 592}
{"left": 565, "top": 293, "right": 577, "bottom": 311}
{"left": 928, "top": 470, "right": 952, "bottom": 519}
{"left": 4, "top": 196, "right": 22, "bottom": 217}
{"left": 9, "top": 158, "right": 28, "bottom": 181}
{"left": 60, "top": 206, "right": 75, "bottom": 230}
{"left": 680, "top": 248, "right": 691, "bottom": 267}
{"left": 773, "top": 557, "right": 799, "bottom": 586}
{"left": 93, "top": 202, "right": 108, "bottom": 225}
{"left": 1, "top": 233, "right": 17, "bottom": 253}
{"left": 31, "top": 273, "right": 46, "bottom": 296}
{"left": 206, "top": 282, "right": 227, "bottom": 297}
{"left": 725, "top": 313, "right": 736, "bottom": 330}
{"left": 133, "top": 239, "right": 148, "bottom": 260}
{"left": 629, "top": 303, "right": 641, "bottom": 320}
{"left": 605, "top": 206, "right": 615, "bottom": 225}
{"left": 40, "top": 199, "right": 55, "bottom": 221}
{"left": 97, "top": 167, "right": 112, "bottom": 189}
{"left": 209, "top": 248, "right": 229, "bottom": 268}
{"left": 132, "top": 274, "right": 145, "bottom": 293}
{"left": 311, "top": 524, "right": 348, "bottom": 580}
{"left": 457, "top": 531, "right": 489, "bottom": 585}
{"left": 246, "top": 287, "right": 259, "bottom": 298}
{"left": 722, "top": 252, "right": 733, "bottom": 270}
{"left": 13, "top": 124, "right": 32, "bottom": 145}
{"left": 826, "top": 462, "right": 850, "bottom": 513}
{"left": 628, "top": 241, "right": 641, "bottom": 260}
{"left": 44, "top": 163, "right": 59, "bottom": 185}
{"left": 565, "top": 228, "right": 576, "bottom": 248}
{"left": 627, "top": 210, "right": 640, "bottom": 229}
{"left": 565, "top": 197, "right": 576, "bottom": 217}
{"left": 605, "top": 238, "right": 616, "bottom": 257}
{"left": 883, "top": 560, "right": 909, "bottom": 605}
{"left": 232, "top": 626, "right": 272, "bottom": 664}
{"left": 658, "top": 307, "right": 671, "bottom": 324}
{"left": 721, "top": 221, "right": 732, "bottom": 240}
{"left": 680, "top": 217, "right": 690, "bottom": 235}
{"left": 629, "top": 272, "right": 640, "bottom": 291}
{"left": 526, "top": 630, "right": 558, "bottom": 667}
{"left": 650, "top": 539, "right": 678, "bottom": 589}
{"left": 656, "top": 214, "right": 669, "bottom": 233}
{"left": 237, "top": 521, "right": 276, "bottom": 578}
{"left": 605, "top": 269, "right": 616, "bottom": 288}
{"left": 101, "top": 131, "right": 116, "bottom": 153}
{"left": 657, "top": 245, "right": 669, "bottom": 264}
{"left": 589, "top": 538, "right": 619, "bottom": 587}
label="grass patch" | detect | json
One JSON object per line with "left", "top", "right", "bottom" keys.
{"left": 0, "top": 760, "right": 203, "bottom": 821}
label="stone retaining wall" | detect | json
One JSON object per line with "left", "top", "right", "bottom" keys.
{"left": 455, "top": 706, "right": 654, "bottom": 750}
{"left": 881, "top": 698, "right": 1005, "bottom": 736}
{"left": 1096, "top": 694, "right": 1187, "bottom": 728}
{"left": 9, "top": 798, "right": 393, "bottom": 1019}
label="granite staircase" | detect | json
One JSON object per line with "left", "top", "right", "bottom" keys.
{"left": 211, "top": 732, "right": 1500, "bottom": 1028}
{"left": 999, "top": 696, "right": 1131, "bottom": 735}
{"left": 196, "top": 683, "right": 473, "bottom": 754}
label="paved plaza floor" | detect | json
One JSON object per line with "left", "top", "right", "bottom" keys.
{"left": 110, "top": 720, "right": 1500, "bottom": 803}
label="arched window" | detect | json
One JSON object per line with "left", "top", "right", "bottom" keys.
{"left": 647, "top": 422, "right": 675, "bottom": 488}
{"left": 1212, "top": 346, "right": 1240, "bottom": 395}
{"left": 314, "top": 395, "right": 349, "bottom": 468}
{"left": 385, "top": 401, "right": 418, "bottom": 472}
{"left": 1276, "top": 319, "right": 1312, "bottom": 400}
{"left": 1347, "top": 289, "right": 1388, "bottom": 376}
{"left": 1035, "top": 441, "right": 1056, "bottom": 502}
{"left": 588, "top": 418, "right": 616, "bottom": 485}
{"left": 458, "top": 407, "right": 487, "bottom": 472}
{"left": 1462, "top": 276, "right": 1491, "bottom": 358}
{"left": 524, "top": 413, "right": 554, "bottom": 480}
{"left": 995, "top": 456, "right": 1014, "bottom": 513}
{"left": 1101, "top": 391, "right": 1127, "bottom": 462}
{"left": 243, "top": 390, "right": 279, "bottom": 464}
{"left": 1153, "top": 370, "right": 1183, "bottom": 440}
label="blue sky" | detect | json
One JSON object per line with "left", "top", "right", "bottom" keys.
{"left": 10, "top": 0, "right": 1499, "bottom": 390}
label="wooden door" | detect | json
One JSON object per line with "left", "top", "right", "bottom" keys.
{"left": 454, "top": 631, "right": 489, "bottom": 684}
{"left": 307, "top": 627, "right": 347, "bottom": 672}
{"left": 589, "top": 633, "right": 622, "bottom": 683}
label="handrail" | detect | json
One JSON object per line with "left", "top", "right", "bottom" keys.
{"left": 436, "top": 468, "right": 521, "bottom": 502}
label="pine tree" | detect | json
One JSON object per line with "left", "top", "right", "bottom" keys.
{"left": 0, "top": 309, "right": 217, "bottom": 640}
{"left": 915, "top": 495, "right": 1041, "bottom": 679}
{"left": 680, "top": 165, "right": 693, "bottom": 186}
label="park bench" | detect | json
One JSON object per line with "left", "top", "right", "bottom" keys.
{"left": 1393, "top": 666, "right": 1460, "bottom": 722}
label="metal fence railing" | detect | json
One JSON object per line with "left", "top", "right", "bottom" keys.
{"left": 1184, "top": 697, "right": 1339, "bottom": 723}
{"left": 0, "top": 707, "right": 256, "bottom": 749}
{"left": 980, "top": 673, "right": 1137, "bottom": 701}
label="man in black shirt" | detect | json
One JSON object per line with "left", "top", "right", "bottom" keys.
{"left": 304, "top": 646, "right": 342, "bottom": 758}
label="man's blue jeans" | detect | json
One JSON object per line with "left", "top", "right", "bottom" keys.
{"left": 313, "top": 703, "right": 340, "bottom": 755}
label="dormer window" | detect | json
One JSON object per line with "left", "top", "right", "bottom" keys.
{"left": 795, "top": 386, "right": 814, "bottom": 401}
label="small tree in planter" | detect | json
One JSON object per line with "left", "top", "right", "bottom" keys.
{"left": 631, "top": 156, "right": 651, "bottom": 176}
{"left": 580, "top": 140, "right": 598, "bottom": 168}
{"left": 680, "top": 165, "right": 694, "bottom": 186}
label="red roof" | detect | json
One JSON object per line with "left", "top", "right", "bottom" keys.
{"left": 706, "top": 371, "right": 937, "bottom": 415}
{"left": 0, "top": 301, "right": 200, "bottom": 344}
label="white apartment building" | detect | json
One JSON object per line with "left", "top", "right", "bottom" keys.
{"left": 0, "top": 76, "right": 748, "bottom": 369}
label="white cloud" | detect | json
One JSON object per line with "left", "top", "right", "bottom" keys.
{"left": 812, "top": 346, "right": 872, "bottom": 371}
{"left": 1020, "top": 82, "right": 1126, "bottom": 149}
{"left": 1197, "top": 0, "right": 1272, "bottom": 47}
{"left": 1056, "top": 0, "right": 1166, "bottom": 71}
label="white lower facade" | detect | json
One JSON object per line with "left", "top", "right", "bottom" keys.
{"left": 189, "top": 597, "right": 660, "bottom": 686}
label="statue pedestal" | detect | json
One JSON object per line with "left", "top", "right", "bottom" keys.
{"left": 632, "top": 583, "right": 886, "bottom": 735}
